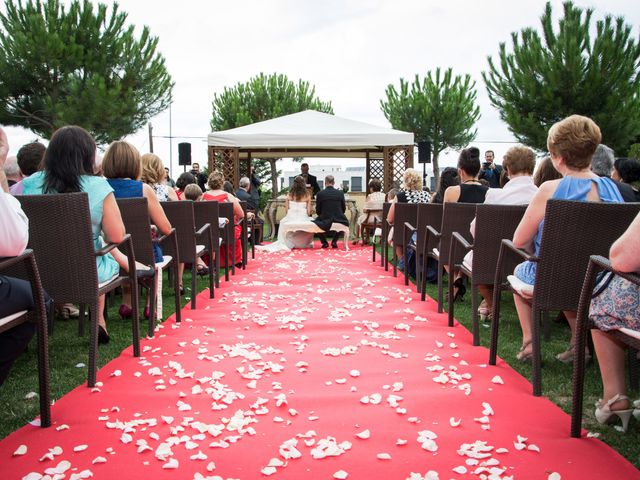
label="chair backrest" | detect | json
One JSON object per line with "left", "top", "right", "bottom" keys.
{"left": 438, "top": 202, "right": 478, "bottom": 265}
{"left": 534, "top": 199, "right": 640, "bottom": 311}
{"left": 472, "top": 204, "right": 527, "bottom": 284}
{"left": 392, "top": 203, "right": 418, "bottom": 246}
{"left": 194, "top": 200, "right": 220, "bottom": 251}
{"left": 116, "top": 198, "right": 156, "bottom": 266}
{"left": 161, "top": 201, "right": 197, "bottom": 263}
{"left": 218, "top": 202, "right": 235, "bottom": 245}
{"left": 416, "top": 203, "right": 443, "bottom": 256}
{"left": 18, "top": 193, "right": 99, "bottom": 303}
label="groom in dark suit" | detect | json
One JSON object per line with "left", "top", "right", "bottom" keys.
{"left": 313, "top": 175, "right": 349, "bottom": 248}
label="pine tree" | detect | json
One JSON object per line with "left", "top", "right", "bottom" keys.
{"left": 380, "top": 68, "right": 480, "bottom": 185}
{"left": 211, "top": 73, "right": 333, "bottom": 197}
{"left": 0, "top": 0, "right": 173, "bottom": 144}
{"left": 483, "top": 1, "right": 640, "bottom": 153}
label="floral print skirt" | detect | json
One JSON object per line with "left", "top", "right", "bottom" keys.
{"left": 589, "top": 275, "right": 640, "bottom": 332}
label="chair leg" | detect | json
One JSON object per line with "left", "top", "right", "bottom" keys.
{"left": 87, "top": 302, "right": 99, "bottom": 388}
{"left": 488, "top": 286, "right": 503, "bottom": 366}
{"left": 191, "top": 263, "right": 197, "bottom": 309}
{"left": 148, "top": 280, "right": 156, "bottom": 338}
{"left": 531, "top": 305, "right": 543, "bottom": 396}
{"left": 208, "top": 255, "right": 214, "bottom": 299}
{"left": 447, "top": 271, "right": 455, "bottom": 327}
{"left": 130, "top": 279, "right": 140, "bottom": 358}
{"left": 543, "top": 310, "right": 551, "bottom": 341}
{"left": 78, "top": 303, "right": 86, "bottom": 336}
{"left": 36, "top": 301, "right": 51, "bottom": 428}
{"left": 470, "top": 282, "right": 480, "bottom": 346}
{"left": 437, "top": 263, "right": 444, "bottom": 313}
{"left": 628, "top": 348, "right": 639, "bottom": 392}
{"left": 172, "top": 262, "right": 182, "bottom": 323}
{"left": 571, "top": 305, "right": 591, "bottom": 437}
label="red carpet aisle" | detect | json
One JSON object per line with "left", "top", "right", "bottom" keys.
{"left": 1, "top": 245, "right": 638, "bottom": 480}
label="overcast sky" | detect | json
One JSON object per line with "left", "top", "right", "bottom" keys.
{"left": 3, "top": 0, "right": 640, "bottom": 176}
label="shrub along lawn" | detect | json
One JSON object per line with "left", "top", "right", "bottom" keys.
{"left": 1, "top": 261, "right": 638, "bottom": 468}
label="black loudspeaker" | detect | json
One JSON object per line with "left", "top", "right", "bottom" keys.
{"left": 178, "top": 143, "right": 191, "bottom": 166}
{"left": 418, "top": 141, "right": 431, "bottom": 164}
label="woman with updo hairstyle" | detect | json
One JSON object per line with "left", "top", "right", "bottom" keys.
{"left": 510, "top": 115, "right": 623, "bottom": 365}
{"left": 103, "top": 141, "right": 173, "bottom": 320}
{"left": 140, "top": 153, "right": 178, "bottom": 201}
{"left": 202, "top": 171, "right": 245, "bottom": 266}
{"left": 612, "top": 157, "right": 640, "bottom": 200}
{"left": 443, "top": 147, "right": 489, "bottom": 204}
{"left": 175, "top": 172, "right": 196, "bottom": 200}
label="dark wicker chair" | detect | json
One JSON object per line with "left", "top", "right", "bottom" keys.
{"left": 404, "top": 203, "right": 443, "bottom": 292}
{"left": 570, "top": 255, "right": 640, "bottom": 437}
{"left": 218, "top": 202, "right": 240, "bottom": 276}
{"left": 448, "top": 204, "right": 526, "bottom": 345}
{"left": 423, "top": 202, "right": 477, "bottom": 310}
{"left": 488, "top": 200, "right": 640, "bottom": 396}
{"left": 18, "top": 193, "right": 139, "bottom": 387}
{"left": 0, "top": 249, "right": 51, "bottom": 427}
{"left": 193, "top": 200, "right": 224, "bottom": 286}
{"left": 390, "top": 203, "right": 418, "bottom": 278}
{"left": 239, "top": 201, "right": 250, "bottom": 268}
{"left": 239, "top": 201, "right": 263, "bottom": 260}
{"left": 374, "top": 202, "right": 391, "bottom": 268}
{"left": 116, "top": 198, "right": 181, "bottom": 336}
{"left": 161, "top": 201, "right": 214, "bottom": 309}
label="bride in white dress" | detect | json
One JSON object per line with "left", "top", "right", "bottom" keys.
{"left": 258, "top": 176, "right": 323, "bottom": 253}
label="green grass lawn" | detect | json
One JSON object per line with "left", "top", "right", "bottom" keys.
{"left": 1, "top": 261, "right": 639, "bottom": 468}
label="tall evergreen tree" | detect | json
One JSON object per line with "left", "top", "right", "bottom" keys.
{"left": 483, "top": 1, "right": 640, "bottom": 152}
{"left": 211, "top": 73, "right": 333, "bottom": 197}
{"left": 380, "top": 68, "right": 480, "bottom": 185}
{"left": 0, "top": 0, "right": 173, "bottom": 144}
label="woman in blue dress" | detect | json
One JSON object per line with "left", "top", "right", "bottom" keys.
{"left": 511, "top": 115, "right": 623, "bottom": 364}
{"left": 103, "top": 141, "right": 173, "bottom": 320}
{"left": 22, "top": 126, "right": 128, "bottom": 343}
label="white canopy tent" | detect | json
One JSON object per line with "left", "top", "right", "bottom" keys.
{"left": 206, "top": 110, "right": 414, "bottom": 191}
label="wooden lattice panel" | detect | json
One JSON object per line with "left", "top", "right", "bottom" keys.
{"left": 368, "top": 158, "right": 384, "bottom": 189}
{"left": 383, "top": 146, "right": 414, "bottom": 192}
{"left": 220, "top": 148, "right": 240, "bottom": 188}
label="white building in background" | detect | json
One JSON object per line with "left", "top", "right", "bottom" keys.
{"left": 279, "top": 164, "right": 367, "bottom": 193}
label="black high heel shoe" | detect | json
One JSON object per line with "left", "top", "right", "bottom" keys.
{"left": 98, "top": 325, "right": 110, "bottom": 344}
{"left": 452, "top": 278, "right": 466, "bottom": 302}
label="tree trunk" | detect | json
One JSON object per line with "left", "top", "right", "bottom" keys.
{"left": 269, "top": 159, "right": 278, "bottom": 198}
{"left": 432, "top": 150, "right": 441, "bottom": 188}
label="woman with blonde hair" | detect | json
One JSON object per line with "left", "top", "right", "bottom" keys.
{"left": 140, "top": 153, "right": 178, "bottom": 202}
{"left": 386, "top": 168, "right": 431, "bottom": 269}
{"left": 511, "top": 115, "right": 623, "bottom": 363}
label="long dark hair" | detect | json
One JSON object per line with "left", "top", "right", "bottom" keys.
{"left": 289, "top": 176, "right": 309, "bottom": 201}
{"left": 431, "top": 167, "right": 459, "bottom": 203}
{"left": 43, "top": 126, "right": 96, "bottom": 193}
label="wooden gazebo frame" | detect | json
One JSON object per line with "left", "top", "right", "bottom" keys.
{"left": 206, "top": 146, "right": 413, "bottom": 193}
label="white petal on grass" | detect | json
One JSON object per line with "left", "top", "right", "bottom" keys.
{"left": 25, "top": 392, "right": 38, "bottom": 399}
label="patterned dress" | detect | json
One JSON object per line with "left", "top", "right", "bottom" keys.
{"left": 589, "top": 275, "right": 640, "bottom": 332}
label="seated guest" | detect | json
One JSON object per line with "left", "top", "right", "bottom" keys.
{"left": 387, "top": 169, "right": 430, "bottom": 270}
{"left": 444, "top": 147, "right": 489, "bottom": 204}
{"left": 9, "top": 142, "right": 46, "bottom": 195}
{"left": 223, "top": 180, "right": 235, "bottom": 196}
{"left": 184, "top": 183, "right": 203, "bottom": 201}
{"left": 588, "top": 211, "right": 640, "bottom": 432}
{"left": 430, "top": 167, "right": 459, "bottom": 204}
{"left": 175, "top": 172, "right": 196, "bottom": 200}
{"left": 103, "top": 141, "right": 173, "bottom": 319}
{"left": 164, "top": 167, "right": 176, "bottom": 188}
{"left": 141, "top": 153, "right": 178, "bottom": 201}
{"left": 464, "top": 146, "right": 539, "bottom": 321}
{"left": 3, "top": 155, "right": 22, "bottom": 187}
{"left": 0, "top": 127, "right": 51, "bottom": 385}
{"left": 533, "top": 156, "right": 562, "bottom": 187}
{"left": 236, "top": 176, "right": 263, "bottom": 244}
{"left": 511, "top": 115, "right": 623, "bottom": 363}
{"left": 203, "top": 172, "right": 246, "bottom": 267}
{"left": 354, "top": 178, "right": 385, "bottom": 245}
{"left": 22, "top": 126, "right": 130, "bottom": 344}
{"left": 591, "top": 145, "right": 637, "bottom": 202}
{"left": 612, "top": 157, "right": 640, "bottom": 201}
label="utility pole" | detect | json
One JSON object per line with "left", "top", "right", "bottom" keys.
{"left": 148, "top": 123, "right": 154, "bottom": 153}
